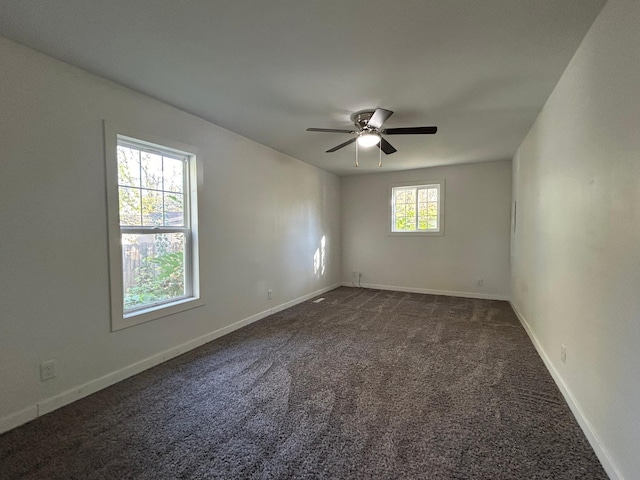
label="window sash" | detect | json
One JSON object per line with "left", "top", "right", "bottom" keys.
{"left": 120, "top": 226, "right": 193, "bottom": 315}
{"left": 117, "top": 141, "right": 189, "bottom": 229}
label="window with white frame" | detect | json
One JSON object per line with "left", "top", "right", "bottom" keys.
{"left": 391, "top": 181, "right": 444, "bottom": 234}
{"left": 105, "top": 124, "right": 202, "bottom": 330}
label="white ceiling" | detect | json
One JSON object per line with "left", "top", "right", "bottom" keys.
{"left": 0, "top": 0, "right": 606, "bottom": 175}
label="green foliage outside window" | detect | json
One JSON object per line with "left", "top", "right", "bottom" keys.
{"left": 124, "top": 248, "right": 185, "bottom": 310}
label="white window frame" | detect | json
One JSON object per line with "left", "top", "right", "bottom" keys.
{"left": 104, "top": 121, "right": 203, "bottom": 331}
{"left": 390, "top": 180, "right": 445, "bottom": 236}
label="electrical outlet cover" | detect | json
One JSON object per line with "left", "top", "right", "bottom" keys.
{"left": 40, "top": 360, "right": 56, "bottom": 381}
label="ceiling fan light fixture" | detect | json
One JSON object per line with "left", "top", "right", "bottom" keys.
{"left": 357, "top": 133, "right": 381, "bottom": 148}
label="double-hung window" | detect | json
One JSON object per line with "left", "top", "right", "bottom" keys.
{"left": 391, "top": 181, "right": 444, "bottom": 234}
{"left": 105, "top": 124, "right": 202, "bottom": 330}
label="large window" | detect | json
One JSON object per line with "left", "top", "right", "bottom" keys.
{"left": 105, "top": 123, "right": 202, "bottom": 330}
{"left": 391, "top": 181, "right": 444, "bottom": 234}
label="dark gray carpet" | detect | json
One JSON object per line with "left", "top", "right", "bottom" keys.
{"left": 0, "top": 287, "right": 607, "bottom": 479}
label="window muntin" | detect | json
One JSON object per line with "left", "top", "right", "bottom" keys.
{"left": 116, "top": 139, "right": 193, "bottom": 315}
{"left": 392, "top": 183, "right": 442, "bottom": 233}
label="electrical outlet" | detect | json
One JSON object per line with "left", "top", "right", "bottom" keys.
{"left": 476, "top": 278, "right": 484, "bottom": 286}
{"left": 40, "top": 360, "right": 56, "bottom": 381}
{"left": 267, "top": 289, "right": 273, "bottom": 300}
{"left": 561, "top": 345, "right": 567, "bottom": 363}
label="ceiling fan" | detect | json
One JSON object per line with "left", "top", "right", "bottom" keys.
{"left": 306, "top": 108, "right": 437, "bottom": 155}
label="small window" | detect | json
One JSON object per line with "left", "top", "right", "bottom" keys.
{"left": 105, "top": 123, "right": 202, "bottom": 330}
{"left": 391, "top": 181, "right": 444, "bottom": 234}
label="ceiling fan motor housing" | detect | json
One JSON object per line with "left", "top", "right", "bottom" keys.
{"left": 353, "top": 111, "right": 376, "bottom": 131}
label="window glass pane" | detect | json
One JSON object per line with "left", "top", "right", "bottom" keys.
{"left": 118, "top": 186, "right": 141, "bottom": 226}
{"left": 122, "top": 233, "right": 186, "bottom": 311}
{"left": 418, "top": 188, "right": 428, "bottom": 203}
{"left": 395, "top": 208, "right": 407, "bottom": 229}
{"left": 428, "top": 188, "right": 438, "bottom": 202}
{"left": 405, "top": 218, "right": 416, "bottom": 230}
{"left": 405, "top": 188, "right": 416, "bottom": 203}
{"left": 141, "top": 151, "right": 163, "bottom": 190}
{"left": 396, "top": 217, "right": 410, "bottom": 231}
{"left": 141, "top": 189, "right": 163, "bottom": 226}
{"left": 395, "top": 189, "right": 407, "bottom": 203}
{"left": 418, "top": 206, "right": 427, "bottom": 229}
{"left": 164, "top": 192, "right": 184, "bottom": 226}
{"left": 117, "top": 146, "right": 140, "bottom": 188}
{"left": 427, "top": 202, "right": 438, "bottom": 216}
{"left": 163, "top": 157, "right": 184, "bottom": 193}
{"left": 427, "top": 216, "right": 438, "bottom": 229}
{"left": 406, "top": 203, "right": 416, "bottom": 218}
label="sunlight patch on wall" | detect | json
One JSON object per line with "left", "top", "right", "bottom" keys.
{"left": 313, "top": 235, "right": 326, "bottom": 277}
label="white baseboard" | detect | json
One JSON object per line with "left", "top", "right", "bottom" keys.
{"left": 342, "top": 282, "right": 510, "bottom": 301}
{"left": 271, "top": 283, "right": 341, "bottom": 314}
{"left": 1, "top": 283, "right": 341, "bottom": 434}
{"left": 0, "top": 406, "right": 38, "bottom": 434}
{"left": 510, "top": 302, "right": 623, "bottom": 480}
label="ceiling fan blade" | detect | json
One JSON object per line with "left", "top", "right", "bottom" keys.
{"left": 367, "top": 108, "right": 394, "bottom": 129}
{"left": 378, "top": 137, "right": 397, "bottom": 155}
{"left": 307, "top": 128, "right": 356, "bottom": 133}
{"left": 382, "top": 126, "right": 438, "bottom": 135}
{"left": 326, "top": 137, "right": 357, "bottom": 153}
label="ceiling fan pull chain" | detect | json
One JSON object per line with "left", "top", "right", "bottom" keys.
{"left": 379, "top": 140, "right": 382, "bottom": 167}
{"left": 355, "top": 139, "right": 359, "bottom": 167}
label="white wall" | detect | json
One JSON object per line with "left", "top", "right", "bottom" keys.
{"left": 0, "top": 37, "right": 340, "bottom": 431}
{"left": 511, "top": 0, "right": 640, "bottom": 478}
{"left": 340, "top": 160, "right": 511, "bottom": 299}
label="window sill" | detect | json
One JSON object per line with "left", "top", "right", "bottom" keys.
{"left": 389, "top": 231, "right": 444, "bottom": 237}
{"left": 112, "top": 297, "right": 205, "bottom": 331}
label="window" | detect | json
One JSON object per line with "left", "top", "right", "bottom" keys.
{"left": 104, "top": 123, "right": 202, "bottom": 330}
{"left": 391, "top": 181, "right": 444, "bottom": 234}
